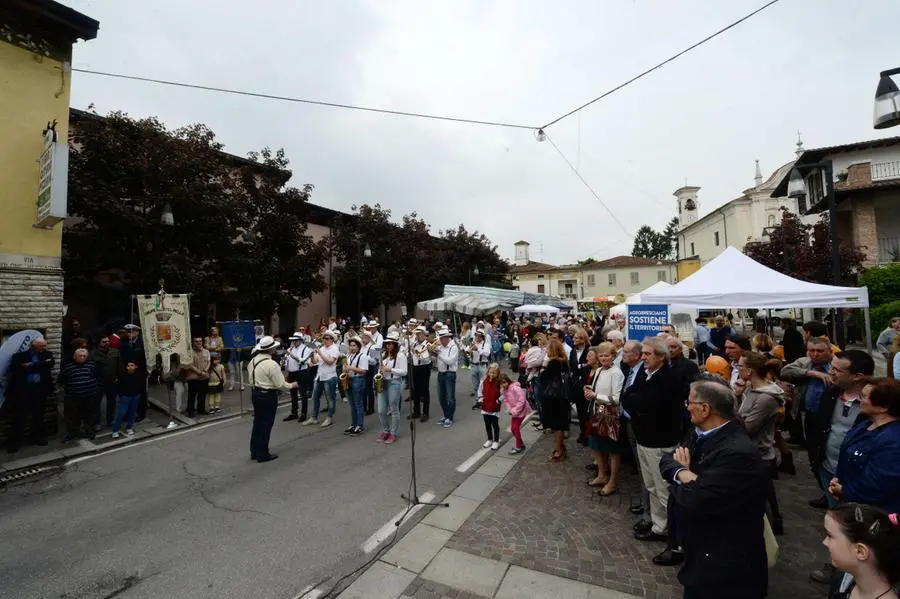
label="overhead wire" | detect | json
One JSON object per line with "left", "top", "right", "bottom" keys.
{"left": 544, "top": 133, "right": 633, "bottom": 239}
{"left": 538, "top": 0, "right": 783, "bottom": 130}
{"left": 71, "top": 68, "right": 538, "bottom": 131}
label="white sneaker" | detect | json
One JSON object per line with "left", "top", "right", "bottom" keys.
{"left": 125, "top": 429, "right": 135, "bottom": 436}
{"left": 491, "top": 441, "right": 499, "bottom": 451}
{"left": 302, "top": 418, "right": 318, "bottom": 426}
{"left": 111, "top": 432, "right": 120, "bottom": 439}
{"left": 482, "top": 440, "right": 492, "bottom": 449}
{"left": 321, "top": 417, "right": 333, "bottom": 427}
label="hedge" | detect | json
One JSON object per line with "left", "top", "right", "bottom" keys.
{"left": 871, "top": 300, "right": 900, "bottom": 338}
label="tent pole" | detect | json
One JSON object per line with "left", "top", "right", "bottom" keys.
{"left": 864, "top": 308, "right": 873, "bottom": 353}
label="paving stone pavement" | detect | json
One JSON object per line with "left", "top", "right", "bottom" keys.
{"left": 443, "top": 432, "right": 828, "bottom": 599}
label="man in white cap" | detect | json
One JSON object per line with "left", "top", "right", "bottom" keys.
{"left": 435, "top": 328, "right": 458, "bottom": 428}
{"left": 368, "top": 321, "right": 384, "bottom": 350}
{"left": 305, "top": 329, "right": 341, "bottom": 427}
{"left": 468, "top": 328, "right": 491, "bottom": 409}
{"left": 409, "top": 325, "right": 432, "bottom": 422}
{"left": 283, "top": 333, "right": 314, "bottom": 422}
{"left": 247, "top": 336, "right": 298, "bottom": 462}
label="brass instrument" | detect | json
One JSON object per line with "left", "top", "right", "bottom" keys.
{"left": 374, "top": 372, "right": 384, "bottom": 393}
{"left": 340, "top": 372, "right": 350, "bottom": 391}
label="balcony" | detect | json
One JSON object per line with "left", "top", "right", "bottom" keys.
{"left": 871, "top": 160, "right": 900, "bottom": 182}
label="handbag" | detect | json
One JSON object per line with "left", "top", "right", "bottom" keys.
{"left": 590, "top": 399, "right": 621, "bottom": 441}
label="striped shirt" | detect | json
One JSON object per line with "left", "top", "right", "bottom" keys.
{"left": 58, "top": 362, "right": 100, "bottom": 397}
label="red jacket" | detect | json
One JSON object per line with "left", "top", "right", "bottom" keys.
{"left": 480, "top": 377, "right": 502, "bottom": 413}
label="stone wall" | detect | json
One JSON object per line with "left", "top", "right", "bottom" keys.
{"left": 0, "top": 265, "right": 64, "bottom": 441}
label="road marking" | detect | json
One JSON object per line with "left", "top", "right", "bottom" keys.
{"left": 293, "top": 586, "right": 323, "bottom": 599}
{"left": 361, "top": 490, "right": 436, "bottom": 554}
{"left": 456, "top": 448, "right": 489, "bottom": 473}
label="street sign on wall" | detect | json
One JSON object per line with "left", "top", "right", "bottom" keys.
{"left": 35, "top": 128, "right": 69, "bottom": 228}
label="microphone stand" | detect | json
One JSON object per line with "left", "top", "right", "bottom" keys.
{"left": 397, "top": 392, "right": 448, "bottom": 524}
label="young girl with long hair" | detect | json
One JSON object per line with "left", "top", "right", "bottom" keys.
{"left": 823, "top": 503, "right": 900, "bottom": 599}
{"left": 478, "top": 363, "right": 503, "bottom": 450}
{"left": 500, "top": 373, "right": 528, "bottom": 454}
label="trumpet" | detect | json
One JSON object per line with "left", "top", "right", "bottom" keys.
{"left": 340, "top": 371, "right": 350, "bottom": 391}
{"left": 374, "top": 372, "right": 384, "bottom": 394}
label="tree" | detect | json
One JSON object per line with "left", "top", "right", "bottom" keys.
{"left": 859, "top": 264, "right": 900, "bottom": 307}
{"left": 661, "top": 216, "right": 680, "bottom": 259}
{"left": 64, "top": 110, "right": 328, "bottom": 321}
{"left": 631, "top": 221, "right": 676, "bottom": 260}
{"left": 744, "top": 208, "right": 865, "bottom": 284}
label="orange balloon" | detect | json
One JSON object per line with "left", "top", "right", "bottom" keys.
{"left": 771, "top": 345, "right": 785, "bottom": 361}
{"left": 705, "top": 355, "right": 732, "bottom": 379}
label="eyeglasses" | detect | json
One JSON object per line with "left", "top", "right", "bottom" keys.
{"left": 685, "top": 400, "right": 708, "bottom": 407}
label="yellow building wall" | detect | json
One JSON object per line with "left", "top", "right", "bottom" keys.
{"left": 0, "top": 41, "right": 71, "bottom": 258}
{"left": 676, "top": 258, "right": 701, "bottom": 281}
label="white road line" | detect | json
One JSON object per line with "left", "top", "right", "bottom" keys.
{"left": 361, "top": 490, "right": 436, "bottom": 554}
{"left": 455, "top": 448, "right": 489, "bottom": 473}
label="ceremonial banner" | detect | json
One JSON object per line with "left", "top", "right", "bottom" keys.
{"left": 0, "top": 329, "right": 43, "bottom": 409}
{"left": 626, "top": 304, "right": 669, "bottom": 341}
{"left": 219, "top": 321, "right": 256, "bottom": 349}
{"left": 136, "top": 292, "right": 191, "bottom": 376}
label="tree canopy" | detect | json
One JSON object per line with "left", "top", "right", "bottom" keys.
{"left": 64, "top": 110, "right": 328, "bottom": 319}
{"left": 743, "top": 208, "right": 865, "bottom": 285}
{"left": 631, "top": 217, "right": 679, "bottom": 260}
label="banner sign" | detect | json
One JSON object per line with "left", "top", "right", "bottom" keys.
{"left": 35, "top": 128, "right": 69, "bottom": 228}
{"left": 136, "top": 293, "right": 191, "bottom": 376}
{"left": 626, "top": 304, "right": 669, "bottom": 341}
{"left": 219, "top": 321, "right": 257, "bottom": 349}
{"left": 0, "top": 330, "right": 43, "bottom": 408}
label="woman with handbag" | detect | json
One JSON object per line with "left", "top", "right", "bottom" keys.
{"left": 585, "top": 342, "right": 625, "bottom": 496}
{"left": 541, "top": 339, "right": 572, "bottom": 461}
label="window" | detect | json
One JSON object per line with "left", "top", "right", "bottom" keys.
{"left": 608, "top": 273, "right": 616, "bottom": 286}
{"left": 657, "top": 270, "right": 667, "bottom": 282}
{"left": 714, "top": 231, "right": 720, "bottom": 246}
{"left": 537, "top": 284, "right": 545, "bottom": 294}
{"left": 586, "top": 274, "right": 595, "bottom": 286}
{"left": 564, "top": 283, "right": 573, "bottom": 295}
{"left": 537, "top": 274, "right": 545, "bottom": 279}
{"left": 690, "top": 242, "right": 695, "bottom": 255}
{"left": 630, "top": 272, "right": 639, "bottom": 285}
{"left": 797, "top": 194, "right": 808, "bottom": 214}
{"left": 767, "top": 214, "right": 776, "bottom": 227}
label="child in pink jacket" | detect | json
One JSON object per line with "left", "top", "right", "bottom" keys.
{"left": 500, "top": 374, "right": 528, "bottom": 454}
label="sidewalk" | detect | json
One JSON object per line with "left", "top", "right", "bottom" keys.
{"left": 332, "top": 426, "right": 827, "bottom": 599}
{"left": 0, "top": 384, "right": 281, "bottom": 476}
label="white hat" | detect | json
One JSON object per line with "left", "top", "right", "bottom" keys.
{"left": 475, "top": 328, "right": 486, "bottom": 336}
{"left": 433, "top": 321, "right": 443, "bottom": 329}
{"left": 385, "top": 331, "right": 401, "bottom": 344}
{"left": 361, "top": 329, "right": 373, "bottom": 339}
{"left": 407, "top": 318, "right": 419, "bottom": 326}
{"left": 124, "top": 324, "right": 141, "bottom": 331}
{"left": 414, "top": 325, "right": 427, "bottom": 333}
{"left": 348, "top": 336, "right": 363, "bottom": 346}
{"left": 366, "top": 321, "right": 379, "bottom": 328}
{"left": 289, "top": 333, "right": 302, "bottom": 341}
{"left": 322, "top": 330, "right": 338, "bottom": 340}
{"left": 254, "top": 335, "right": 280, "bottom": 352}
{"left": 439, "top": 329, "right": 454, "bottom": 338}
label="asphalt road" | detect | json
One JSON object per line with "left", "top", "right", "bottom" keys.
{"left": 0, "top": 374, "right": 507, "bottom": 599}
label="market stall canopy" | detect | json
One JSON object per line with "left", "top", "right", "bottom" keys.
{"left": 609, "top": 281, "right": 674, "bottom": 316}
{"left": 417, "top": 285, "right": 570, "bottom": 316}
{"left": 416, "top": 293, "right": 512, "bottom": 316}
{"left": 641, "top": 247, "right": 869, "bottom": 308}
{"left": 514, "top": 304, "right": 560, "bottom": 314}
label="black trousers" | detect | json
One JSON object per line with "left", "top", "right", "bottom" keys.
{"left": 6, "top": 388, "right": 47, "bottom": 447}
{"left": 411, "top": 364, "right": 431, "bottom": 416}
{"left": 483, "top": 413, "right": 500, "bottom": 441}
{"left": 64, "top": 393, "right": 96, "bottom": 437}
{"left": 364, "top": 366, "right": 377, "bottom": 413}
{"left": 288, "top": 370, "right": 313, "bottom": 417}
{"left": 573, "top": 393, "right": 589, "bottom": 441}
{"left": 135, "top": 369, "right": 148, "bottom": 420}
{"left": 250, "top": 389, "right": 278, "bottom": 459}
{"left": 187, "top": 379, "right": 208, "bottom": 415}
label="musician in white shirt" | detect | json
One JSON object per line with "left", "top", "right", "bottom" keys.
{"left": 468, "top": 329, "right": 492, "bottom": 409}
{"left": 409, "top": 325, "right": 433, "bottom": 422}
{"left": 435, "top": 329, "right": 459, "bottom": 428}
{"left": 377, "top": 332, "right": 408, "bottom": 444}
{"left": 304, "top": 330, "right": 341, "bottom": 428}
{"left": 343, "top": 336, "right": 373, "bottom": 436}
{"left": 362, "top": 328, "right": 379, "bottom": 415}
{"left": 284, "top": 333, "right": 314, "bottom": 423}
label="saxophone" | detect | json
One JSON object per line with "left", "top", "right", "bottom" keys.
{"left": 374, "top": 372, "right": 384, "bottom": 393}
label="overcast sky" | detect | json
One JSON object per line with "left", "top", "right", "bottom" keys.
{"left": 66, "top": 0, "right": 899, "bottom": 265}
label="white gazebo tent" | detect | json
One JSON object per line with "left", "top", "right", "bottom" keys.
{"left": 641, "top": 247, "right": 872, "bottom": 346}
{"left": 514, "top": 304, "right": 560, "bottom": 314}
{"left": 609, "top": 281, "right": 674, "bottom": 317}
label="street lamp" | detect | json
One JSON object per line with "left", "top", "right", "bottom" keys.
{"left": 874, "top": 68, "right": 900, "bottom": 129}
{"left": 469, "top": 265, "right": 479, "bottom": 286}
{"left": 357, "top": 242, "right": 371, "bottom": 324}
{"left": 787, "top": 161, "right": 845, "bottom": 346}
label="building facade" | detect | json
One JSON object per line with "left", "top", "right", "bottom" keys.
{"left": 0, "top": 1, "right": 98, "bottom": 356}
{"left": 674, "top": 154, "right": 816, "bottom": 267}
{"left": 770, "top": 136, "right": 900, "bottom": 268}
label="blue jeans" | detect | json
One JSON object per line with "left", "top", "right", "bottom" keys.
{"left": 378, "top": 379, "right": 402, "bottom": 435}
{"left": 112, "top": 394, "right": 139, "bottom": 432}
{"left": 437, "top": 371, "right": 457, "bottom": 421}
{"left": 471, "top": 363, "right": 486, "bottom": 396}
{"left": 311, "top": 377, "right": 338, "bottom": 419}
{"left": 349, "top": 376, "right": 366, "bottom": 428}
{"left": 819, "top": 466, "right": 839, "bottom": 509}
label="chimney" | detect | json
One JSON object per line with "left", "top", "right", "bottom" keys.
{"left": 754, "top": 160, "right": 763, "bottom": 187}
{"left": 513, "top": 241, "right": 530, "bottom": 267}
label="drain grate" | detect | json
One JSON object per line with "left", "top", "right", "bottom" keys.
{"left": 0, "top": 464, "right": 61, "bottom": 485}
